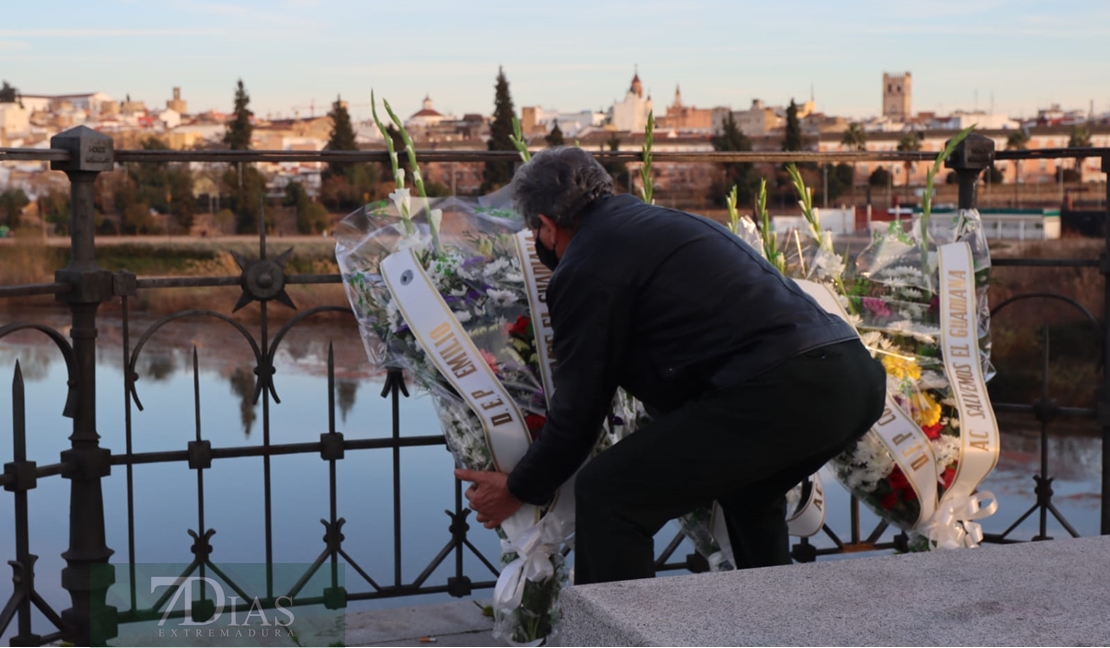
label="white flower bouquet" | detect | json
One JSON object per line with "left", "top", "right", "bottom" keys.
{"left": 726, "top": 127, "right": 1000, "bottom": 548}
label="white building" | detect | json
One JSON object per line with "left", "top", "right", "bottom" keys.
{"left": 610, "top": 70, "right": 653, "bottom": 132}
{"left": 20, "top": 92, "right": 114, "bottom": 115}
{"left": 931, "top": 111, "right": 1020, "bottom": 131}
{"left": 405, "top": 95, "right": 449, "bottom": 130}
{"left": 0, "top": 102, "right": 31, "bottom": 142}
{"left": 522, "top": 107, "right": 606, "bottom": 138}
{"left": 157, "top": 108, "right": 182, "bottom": 130}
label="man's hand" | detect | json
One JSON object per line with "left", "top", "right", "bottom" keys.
{"left": 455, "top": 469, "right": 522, "bottom": 529}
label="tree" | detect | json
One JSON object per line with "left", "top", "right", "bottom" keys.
{"left": 127, "top": 137, "right": 196, "bottom": 233}
{"left": 223, "top": 79, "right": 253, "bottom": 150}
{"left": 121, "top": 202, "right": 155, "bottom": 235}
{"left": 782, "top": 99, "right": 803, "bottom": 153}
{"left": 599, "top": 132, "right": 627, "bottom": 192}
{"left": 1006, "top": 129, "right": 1030, "bottom": 205}
{"left": 39, "top": 189, "right": 71, "bottom": 235}
{"left": 710, "top": 112, "right": 757, "bottom": 207}
{"left": 222, "top": 165, "right": 266, "bottom": 234}
{"left": 840, "top": 122, "right": 867, "bottom": 151}
{"left": 222, "top": 80, "right": 265, "bottom": 232}
{"left": 283, "top": 180, "right": 330, "bottom": 235}
{"left": 896, "top": 132, "right": 922, "bottom": 193}
{"left": 821, "top": 162, "right": 855, "bottom": 202}
{"left": 1067, "top": 125, "right": 1092, "bottom": 183}
{"left": 481, "top": 67, "right": 517, "bottom": 193}
{"left": 986, "top": 164, "right": 1004, "bottom": 184}
{"left": 0, "top": 81, "right": 18, "bottom": 104}
{"left": 840, "top": 123, "right": 867, "bottom": 205}
{"left": 0, "top": 188, "right": 29, "bottom": 228}
{"left": 323, "top": 96, "right": 377, "bottom": 209}
{"left": 545, "top": 120, "right": 565, "bottom": 147}
{"left": 869, "top": 166, "right": 892, "bottom": 187}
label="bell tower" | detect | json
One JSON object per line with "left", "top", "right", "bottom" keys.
{"left": 882, "top": 72, "right": 912, "bottom": 120}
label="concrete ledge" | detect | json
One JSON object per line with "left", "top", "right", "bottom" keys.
{"left": 560, "top": 536, "right": 1110, "bottom": 646}
{"left": 345, "top": 599, "right": 495, "bottom": 647}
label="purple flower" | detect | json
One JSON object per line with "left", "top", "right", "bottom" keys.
{"left": 462, "top": 256, "right": 486, "bottom": 268}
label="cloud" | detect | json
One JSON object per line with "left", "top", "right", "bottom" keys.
{"left": 0, "top": 40, "right": 30, "bottom": 51}
{"left": 168, "top": 0, "right": 323, "bottom": 28}
{"left": 0, "top": 29, "right": 221, "bottom": 37}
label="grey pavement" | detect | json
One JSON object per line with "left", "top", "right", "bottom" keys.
{"left": 344, "top": 599, "right": 496, "bottom": 647}
{"left": 560, "top": 535, "right": 1110, "bottom": 646}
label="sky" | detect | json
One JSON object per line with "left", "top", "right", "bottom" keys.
{"left": 2, "top": 0, "right": 1109, "bottom": 124}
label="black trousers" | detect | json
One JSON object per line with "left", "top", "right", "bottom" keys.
{"left": 573, "top": 339, "right": 886, "bottom": 585}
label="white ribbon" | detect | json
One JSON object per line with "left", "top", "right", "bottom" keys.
{"left": 785, "top": 472, "right": 826, "bottom": 538}
{"left": 923, "top": 491, "right": 998, "bottom": 549}
{"left": 796, "top": 279, "right": 938, "bottom": 529}
{"left": 514, "top": 230, "right": 556, "bottom": 401}
{"left": 936, "top": 243, "right": 1001, "bottom": 506}
{"left": 493, "top": 518, "right": 564, "bottom": 614}
{"left": 381, "top": 241, "right": 574, "bottom": 622}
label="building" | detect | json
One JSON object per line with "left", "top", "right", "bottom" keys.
{"left": 19, "top": 91, "right": 114, "bottom": 115}
{"left": 166, "top": 87, "right": 188, "bottom": 115}
{"left": 730, "top": 99, "right": 781, "bottom": 136}
{"left": 0, "top": 102, "right": 31, "bottom": 144}
{"left": 882, "top": 72, "right": 912, "bottom": 121}
{"left": 405, "top": 96, "right": 449, "bottom": 130}
{"left": 610, "top": 70, "right": 653, "bottom": 132}
{"left": 930, "top": 111, "right": 1019, "bottom": 131}
{"left": 817, "top": 123, "right": 1110, "bottom": 186}
{"left": 519, "top": 106, "right": 605, "bottom": 138}
{"left": 655, "top": 85, "right": 717, "bottom": 133}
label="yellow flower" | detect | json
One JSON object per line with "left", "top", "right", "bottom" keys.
{"left": 478, "top": 238, "right": 494, "bottom": 258}
{"left": 881, "top": 354, "right": 921, "bottom": 382}
{"left": 910, "top": 391, "right": 942, "bottom": 428}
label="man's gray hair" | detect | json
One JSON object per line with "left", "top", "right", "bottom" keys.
{"left": 510, "top": 146, "right": 614, "bottom": 230}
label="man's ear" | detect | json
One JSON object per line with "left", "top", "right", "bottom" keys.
{"left": 538, "top": 214, "right": 557, "bottom": 232}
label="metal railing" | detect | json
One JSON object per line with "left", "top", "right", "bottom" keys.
{"left": 1, "top": 128, "right": 1108, "bottom": 645}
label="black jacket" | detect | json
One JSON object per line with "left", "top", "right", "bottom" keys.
{"left": 506, "top": 194, "right": 857, "bottom": 505}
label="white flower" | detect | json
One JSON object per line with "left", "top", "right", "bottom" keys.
{"left": 483, "top": 258, "right": 510, "bottom": 277}
{"left": 452, "top": 310, "right": 472, "bottom": 323}
{"left": 429, "top": 208, "right": 443, "bottom": 235}
{"left": 485, "top": 288, "right": 518, "bottom": 308}
{"left": 389, "top": 187, "right": 411, "bottom": 218}
{"left": 919, "top": 370, "right": 950, "bottom": 391}
{"left": 932, "top": 435, "right": 961, "bottom": 479}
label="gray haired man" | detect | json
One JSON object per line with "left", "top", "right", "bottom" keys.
{"left": 457, "top": 146, "right": 886, "bottom": 584}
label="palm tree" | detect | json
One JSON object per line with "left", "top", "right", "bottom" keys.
{"left": 1006, "top": 129, "right": 1030, "bottom": 208}
{"left": 1067, "top": 125, "right": 1092, "bottom": 183}
{"left": 841, "top": 122, "right": 867, "bottom": 204}
{"left": 896, "top": 132, "right": 922, "bottom": 199}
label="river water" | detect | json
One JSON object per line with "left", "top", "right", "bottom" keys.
{"left": 0, "top": 312, "right": 1104, "bottom": 642}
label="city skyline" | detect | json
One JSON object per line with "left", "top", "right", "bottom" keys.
{"left": 2, "top": 0, "right": 1109, "bottom": 124}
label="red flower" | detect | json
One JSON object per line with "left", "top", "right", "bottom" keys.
{"left": 507, "top": 315, "right": 531, "bottom": 337}
{"left": 888, "top": 466, "right": 910, "bottom": 491}
{"left": 941, "top": 466, "right": 957, "bottom": 489}
{"left": 880, "top": 491, "right": 898, "bottom": 510}
{"left": 525, "top": 413, "right": 546, "bottom": 441}
{"left": 922, "top": 422, "right": 943, "bottom": 440}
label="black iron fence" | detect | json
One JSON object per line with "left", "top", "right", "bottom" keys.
{"left": 1, "top": 128, "right": 1108, "bottom": 645}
